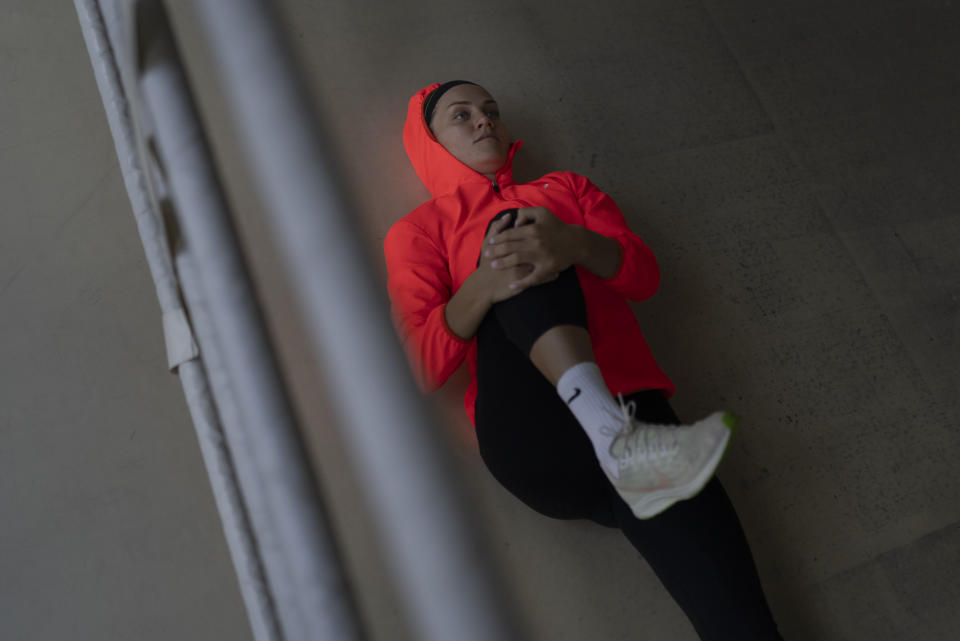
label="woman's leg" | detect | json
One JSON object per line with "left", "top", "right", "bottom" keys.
{"left": 474, "top": 209, "right": 783, "bottom": 639}
{"left": 477, "top": 370, "right": 783, "bottom": 636}
{"left": 529, "top": 324, "right": 594, "bottom": 386}
{"left": 474, "top": 209, "right": 618, "bottom": 527}
{"left": 476, "top": 210, "right": 726, "bottom": 502}
{"left": 476, "top": 209, "right": 592, "bottom": 365}
{"left": 609, "top": 391, "right": 784, "bottom": 641}
{"left": 478, "top": 210, "right": 642, "bottom": 483}
{"left": 474, "top": 307, "right": 618, "bottom": 526}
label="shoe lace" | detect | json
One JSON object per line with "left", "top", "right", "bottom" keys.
{"left": 616, "top": 392, "right": 639, "bottom": 436}
{"left": 599, "top": 392, "right": 637, "bottom": 440}
{"left": 603, "top": 393, "right": 680, "bottom": 462}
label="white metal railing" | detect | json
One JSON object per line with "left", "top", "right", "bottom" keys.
{"left": 75, "top": 1, "right": 526, "bottom": 640}
{"left": 75, "top": 2, "right": 363, "bottom": 640}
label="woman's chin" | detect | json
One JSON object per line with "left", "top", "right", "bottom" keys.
{"left": 470, "top": 154, "right": 507, "bottom": 175}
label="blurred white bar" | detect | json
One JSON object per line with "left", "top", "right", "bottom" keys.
{"left": 133, "top": 1, "right": 367, "bottom": 640}
{"left": 193, "top": 2, "right": 525, "bottom": 641}
{"left": 73, "top": 2, "right": 283, "bottom": 640}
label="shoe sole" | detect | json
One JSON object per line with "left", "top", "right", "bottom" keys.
{"left": 626, "top": 412, "right": 739, "bottom": 519}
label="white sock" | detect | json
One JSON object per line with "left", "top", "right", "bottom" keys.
{"left": 556, "top": 361, "right": 625, "bottom": 479}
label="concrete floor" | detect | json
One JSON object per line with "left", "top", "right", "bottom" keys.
{"left": 2, "top": 1, "right": 959, "bottom": 640}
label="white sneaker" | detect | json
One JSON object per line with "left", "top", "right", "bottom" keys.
{"left": 602, "top": 393, "right": 737, "bottom": 519}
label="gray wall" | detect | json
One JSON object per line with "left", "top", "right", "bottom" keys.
{"left": 2, "top": 1, "right": 958, "bottom": 640}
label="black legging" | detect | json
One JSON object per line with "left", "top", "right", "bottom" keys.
{"left": 472, "top": 209, "right": 784, "bottom": 641}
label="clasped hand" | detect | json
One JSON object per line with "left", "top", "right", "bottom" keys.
{"left": 478, "top": 206, "right": 579, "bottom": 301}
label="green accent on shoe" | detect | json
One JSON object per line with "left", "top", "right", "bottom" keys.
{"left": 722, "top": 412, "right": 740, "bottom": 432}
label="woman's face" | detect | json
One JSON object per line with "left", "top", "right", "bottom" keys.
{"left": 429, "top": 84, "right": 512, "bottom": 180}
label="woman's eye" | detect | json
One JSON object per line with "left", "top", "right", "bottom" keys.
{"left": 454, "top": 110, "right": 499, "bottom": 121}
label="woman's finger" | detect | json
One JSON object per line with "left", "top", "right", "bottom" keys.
{"left": 483, "top": 241, "right": 528, "bottom": 260}
{"left": 488, "top": 214, "right": 511, "bottom": 237}
{"left": 488, "top": 225, "right": 537, "bottom": 245}
{"left": 514, "top": 208, "right": 538, "bottom": 227}
{"left": 511, "top": 268, "right": 543, "bottom": 291}
{"left": 482, "top": 218, "right": 514, "bottom": 269}
{"left": 492, "top": 252, "right": 514, "bottom": 268}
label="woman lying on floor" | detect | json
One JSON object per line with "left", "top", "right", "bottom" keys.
{"left": 383, "top": 80, "right": 785, "bottom": 641}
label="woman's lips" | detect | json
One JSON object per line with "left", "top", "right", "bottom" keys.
{"left": 475, "top": 134, "right": 497, "bottom": 142}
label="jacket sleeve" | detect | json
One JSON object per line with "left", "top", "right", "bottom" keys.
{"left": 567, "top": 172, "right": 661, "bottom": 302}
{"left": 383, "top": 219, "right": 473, "bottom": 393}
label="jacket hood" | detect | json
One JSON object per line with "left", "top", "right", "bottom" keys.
{"left": 403, "top": 82, "right": 524, "bottom": 198}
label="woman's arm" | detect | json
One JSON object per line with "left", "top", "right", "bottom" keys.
{"left": 383, "top": 220, "right": 473, "bottom": 392}
{"left": 446, "top": 211, "right": 543, "bottom": 338}
{"left": 485, "top": 182, "right": 660, "bottom": 301}
{"left": 483, "top": 206, "right": 621, "bottom": 292}
{"left": 443, "top": 271, "right": 493, "bottom": 340}
{"left": 571, "top": 225, "right": 623, "bottom": 280}
{"left": 567, "top": 173, "right": 660, "bottom": 301}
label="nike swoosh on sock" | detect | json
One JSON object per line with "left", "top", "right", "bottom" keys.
{"left": 566, "top": 387, "right": 581, "bottom": 404}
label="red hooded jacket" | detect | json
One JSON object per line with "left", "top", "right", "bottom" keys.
{"left": 384, "top": 82, "right": 675, "bottom": 428}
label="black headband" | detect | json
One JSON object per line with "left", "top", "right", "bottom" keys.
{"left": 423, "top": 80, "right": 478, "bottom": 127}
